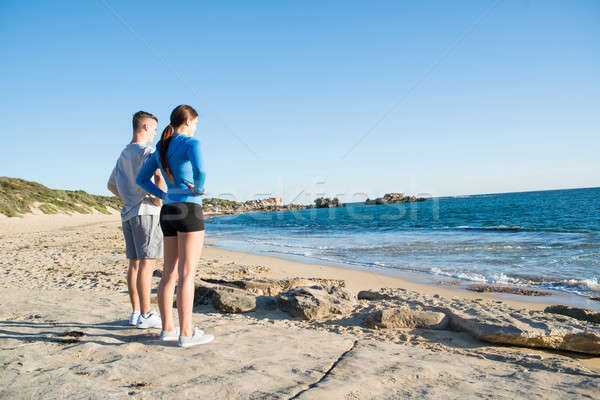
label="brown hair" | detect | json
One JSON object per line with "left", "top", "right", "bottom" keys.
{"left": 158, "top": 105, "right": 199, "bottom": 182}
{"left": 132, "top": 111, "right": 158, "bottom": 132}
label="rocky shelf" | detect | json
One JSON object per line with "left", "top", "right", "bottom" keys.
{"left": 191, "top": 277, "right": 600, "bottom": 355}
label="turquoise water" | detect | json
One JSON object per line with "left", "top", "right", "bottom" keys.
{"left": 206, "top": 187, "right": 600, "bottom": 298}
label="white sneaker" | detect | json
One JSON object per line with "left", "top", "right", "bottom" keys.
{"left": 178, "top": 327, "right": 214, "bottom": 348}
{"left": 160, "top": 327, "right": 181, "bottom": 341}
{"left": 136, "top": 312, "right": 162, "bottom": 329}
{"left": 161, "top": 327, "right": 205, "bottom": 341}
{"left": 129, "top": 311, "right": 140, "bottom": 326}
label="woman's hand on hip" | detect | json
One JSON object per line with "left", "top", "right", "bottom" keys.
{"left": 183, "top": 181, "right": 204, "bottom": 196}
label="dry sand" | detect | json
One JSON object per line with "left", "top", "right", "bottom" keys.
{"left": 1, "top": 214, "right": 599, "bottom": 399}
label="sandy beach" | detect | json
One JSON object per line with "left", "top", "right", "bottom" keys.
{"left": 1, "top": 213, "right": 599, "bottom": 399}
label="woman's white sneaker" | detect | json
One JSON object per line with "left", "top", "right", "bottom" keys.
{"left": 129, "top": 311, "right": 141, "bottom": 326}
{"left": 160, "top": 327, "right": 183, "bottom": 341}
{"left": 136, "top": 312, "right": 162, "bottom": 329}
{"left": 178, "top": 327, "right": 214, "bottom": 348}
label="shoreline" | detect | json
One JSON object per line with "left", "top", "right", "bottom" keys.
{"left": 2, "top": 212, "right": 596, "bottom": 312}
{"left": 204, "top": 241, "right": 591, "bottom": 312}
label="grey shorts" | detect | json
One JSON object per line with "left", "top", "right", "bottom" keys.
{"left": 122, "top": 215, "right": 163, "bottom": 259}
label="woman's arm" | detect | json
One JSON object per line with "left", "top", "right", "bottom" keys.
{"left": 136, "top": 153, "right": 167, "bottom": 200}
{"left": 187, "top": 139, "right": 206, "bottom": 194}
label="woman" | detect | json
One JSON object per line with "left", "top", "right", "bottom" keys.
{"left": 136, "top": 104, "right": 214, "bottom": 347}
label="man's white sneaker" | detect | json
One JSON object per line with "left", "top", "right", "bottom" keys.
{"left": 178, "top": 327, "right": 214, "bottom": 348}
{"left": 136, "top": 312, "right": 162, "bottom": 329}
{"left": 129, "top": 311, "right": 140, "bottom": 326}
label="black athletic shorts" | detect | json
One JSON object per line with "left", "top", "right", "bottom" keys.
{"left": 159, "top": 202, "right": 205, "bottom": 237}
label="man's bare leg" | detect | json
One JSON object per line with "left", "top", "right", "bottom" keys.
{"left": 127, "top": 259, "right": 140, "bottom": 312}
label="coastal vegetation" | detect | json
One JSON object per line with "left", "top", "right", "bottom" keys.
{"left": 0, "top": 177, "right": 122, "bottom": 217}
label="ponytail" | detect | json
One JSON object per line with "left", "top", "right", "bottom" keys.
{"left": 159, "top": 105, "right": 199, "bottom": 184}
{"left": 159, "top": 124, "right": 175, "bottom": 183}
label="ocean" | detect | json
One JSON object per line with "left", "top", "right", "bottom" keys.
{"left": 206, "top": 187, "right": 600, "bottom": 300}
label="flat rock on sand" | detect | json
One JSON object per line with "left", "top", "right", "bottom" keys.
{"left": 365, "top": 308, "right": 448, "bottom": 330}
{"left": 277, "top": 285, "right": 358, "bottom": 321}
{"left": 201, "top": 277, "right": 346, "bottom": 296}
{"left": 195, "top": 281, "right": 262, "bottom": 313}
{"left": 360, "top": 288, "right": 600, "bottom": 355}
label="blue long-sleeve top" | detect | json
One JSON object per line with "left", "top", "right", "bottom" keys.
{"left": 136, "top": 134, "right": 205, "bottom": 206}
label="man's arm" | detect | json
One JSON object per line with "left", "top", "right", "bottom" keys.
{"left": 107, "top": 166, "right": 121, "bottom": 199}
{"left": 107, "top": 183, "right": 121, "bottom": 200}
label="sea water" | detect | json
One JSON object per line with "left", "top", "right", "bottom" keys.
{"left": 206, "top": 187, "right": 600, "bottom": 299}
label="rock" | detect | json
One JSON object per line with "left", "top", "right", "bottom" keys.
{"left": 202, "top": 277, "right": 345, "bottom": 297}
{"left": 448, "top": 310, "right": 600, "bottom": 355}
{"left": 193, "top": 282, "right": 256, "bottom": 313}
{"left": 314, "top": 197, "right": 343, "bottom": 208}
{"left": 277, "top": 285, "right": 357, "bottom": 321}
{"left": 256, "top": 296, "right": 278, "bottom": 310}
{"left": 467, "top": 284, "right": 550, "bottom": 296}
{"left": 193, "top": 283, "right": 215, "bottom": 306}
{"left": 544, "top": 305, "right": 600, "bottom": 324}
{"left": 152, "top": 270, "right": 162, "bottom": 278}
{"left": 366, "top": 308, "right": 448, "bottom": 330}
{"left": 194, "top": 278, "right": 348, "bottom": 314}
{"left": 364, "top": 193, "right": 428, "bottom": 205}
{"left": 360, "top": 287, "right": 600, "bottom": 354}
{"left": 212, "top": 286, "right": 256, "bottom": 313}
{"left": 358, "top": 290, "right": 387, "bottom": 301}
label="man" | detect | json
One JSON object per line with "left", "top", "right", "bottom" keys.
{"left": 108, "top": 111, "right": 164, "bottom": 329}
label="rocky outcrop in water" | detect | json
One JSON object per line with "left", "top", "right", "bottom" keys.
{"left": 313, "top": 197, "right": 343, "bottom": 208}
{"left": 364, "top": 193, "right": 428, "bottom": 205}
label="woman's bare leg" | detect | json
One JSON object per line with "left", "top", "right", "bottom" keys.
{"left": 158, "top": 236, "right": 179, "bottom": 332}
{"left": 137, "top": 259, "right": 156, "bottom": 315}
{"left": 176, "top": 230, "right": 205, "bottom": 337}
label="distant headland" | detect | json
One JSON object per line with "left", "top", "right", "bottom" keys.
{"left": 0, "top": 177, "right": 428, "bottom": 218}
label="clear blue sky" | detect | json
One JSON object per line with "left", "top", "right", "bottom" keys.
{"left": 1, "top": 0, "right": 598, "bottom": 203}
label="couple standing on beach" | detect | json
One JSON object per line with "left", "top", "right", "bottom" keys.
{"left": 107, "top": 105, "right": 215, "bottom": 348}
